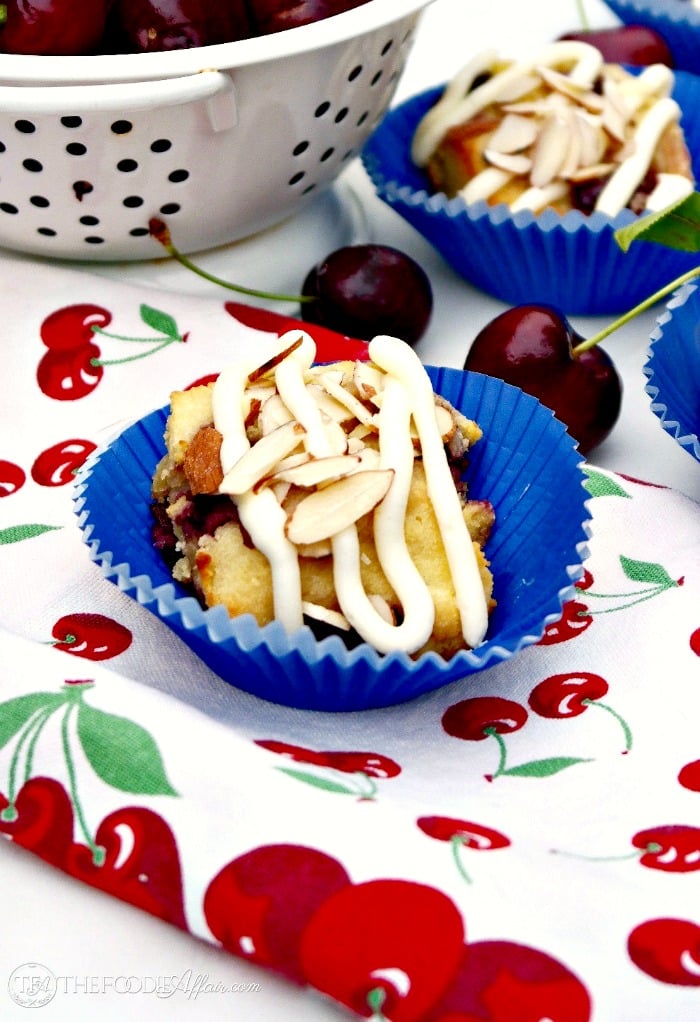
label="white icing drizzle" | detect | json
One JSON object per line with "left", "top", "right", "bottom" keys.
{"left": 331, "top": 374, "right": 436, "bottom": 653}
{"left": 212, "top": 331, "right": 489, "bottom": 655}
{"left": 211, "top": 358, "right": 304, "bottom": 633}
{"left": 413, "top": 41, "right": 693, "bottom": 218}
{"left": 369, "top": 336, "right": 489, "bottom": 650}
{"left": 594, "top": 97, "right": 684, "bottom": 216}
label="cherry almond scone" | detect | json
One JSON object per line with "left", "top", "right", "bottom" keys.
{"left": 411, "top": 40, "right": 694, "bottom": 217}
{"left": 151, "top": 333, "right": 495, "bottom": 658}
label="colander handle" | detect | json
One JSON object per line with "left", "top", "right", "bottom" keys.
{"left": 0, "top": 69, "right": 237, "bottom": 131}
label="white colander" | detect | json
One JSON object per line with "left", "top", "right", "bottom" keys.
{"left": 0, "top": 0, "right": 431, "bottom": 261}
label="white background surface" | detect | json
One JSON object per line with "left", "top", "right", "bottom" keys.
{"left": 2, "top": 1, "right": 698, "bottom": 1020}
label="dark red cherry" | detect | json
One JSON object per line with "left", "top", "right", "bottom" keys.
{"left": 247, "top": 0, "right": 368, "bottom": 34}
{"left": 464, "top": 304, "right": 622, "bottom": 455}
{"left": 0, "top": 0, "right": 108, "bottom": 55}
{"left": 558, "top": 25, "right": 673, "bottom": 68}
{"left": 115, "top": 0, "right": 254, "bottom": 51}
{"left": 300, "top": 244, "right": 433, "bottom": 347}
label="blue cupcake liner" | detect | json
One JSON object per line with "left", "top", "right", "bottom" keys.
{"left": 74, "top": 367, "right": 591, "bottom": 712}
{"left": 604, "top": 0, "right": 700, "bottom": 75}
{"left": 644, "top": 281, "right": 700, "bottom": 462}
{"left": 361, "top": 72, "right": 700, "bottom": 315}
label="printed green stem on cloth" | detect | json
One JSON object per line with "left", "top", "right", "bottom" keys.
{"left": 450, "top": 835, "right": 473, "bottom": 885}
{"left": 366, "top": 986, "right": 388, "bottom": 1020}
{"left": 483, "top": 727, "right": 593, "bottom": 781}
{"left": 60, "top": 698, "right": 105, "bottom": 866}
{"left": 579, "top": 556, "right": 682, "bottom": 614}
{"left": 90, "top": 303, "right": 187, "bottom": 367}
{"left": 2, "top": 706, "right": 57, "bottom": 818}
{"left": 581, "top": 698, "right": 633, "bottom": 753}
{"left": 551, "top": 843, "right": 662, "bottom": 862}
{"left": 22, "top": 705, "right": 58, "bottom": 787}
{"left": 276, "top": 765, "right": 379, "bottom": 801}
{"left": 92, "top": 337, "right": 182, "bottom": 367}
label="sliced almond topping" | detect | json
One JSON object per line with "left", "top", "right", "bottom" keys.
{"left": 306, "top": 383, "right": 357, "bottom": 424}
{"left": 557, "top": 108, "right": 582, "bottom": 178}
{"left": 353, "top": 361, "right": 386, "bottom": 403}
{"left": 484, "top": 149, "right": 532, "bottom": 174}
{"left": 368, "top": 593, "right": 397, "bottom": 625}
{"left": 410, "top": 403, "right": 457, "bottom": 446}
{"left": 285, "top": 469, "right": 394, "bottom": 545}
{"left": 492, "top": 70, "right": 541, "bottom": 103}
{"left": 487, "top": 112, "right": 539, "bottom": 153}
{"left": 252, "top": 452, "right": 310, "bottom": 492}
{"left": 573, "top": 110, "right": 607, "bottom": 170}
{"left": 567, "top": 160, "right": 616, "bottom": 183}
{"left": 347, "top": 435, "right": 367, "bottom": 454}
{"left": 355, "top": 446, "right": 382, "bottom": 470}
{"left": 301, "top": 602, "right": 351, "bottom": 631}
{"left": 320, "top": 414, "right": 350, "bottom": 456}
{"left": 537, "top": 65, "right": 603, "bottom": 112}
{"left": 219, "top": 420, "right": 305, "bottom": 496}
{"left": 260, "top": 392, "right": 294, "bottom": 435}
{"left": 529, "top": 112, "right": 571, "bottom": 187}
{"left": 271, "top": 479, "right": 292, "bottom": 505}
{"left": 349, "top": 421, "right": 378, "bottom": 442}
{"left": 247, "top": 336, "right": 303, "bottom": 384}
{"left": 317, "top": 371, "right": 376, "bottom": 425}
{"left": 183, "top": 424, "right": 224, "bottom": 495}
{"left": 501, "top": 94, "right": 567, "bottom": 117}
{"left": 297, "top": 538, "right": 333, "bottom": 558}
{"left": 270, "top": 453, "right": 362, "bottom": 488}
{"left": 601, "top": 86, "right": 629, "bottom": 144}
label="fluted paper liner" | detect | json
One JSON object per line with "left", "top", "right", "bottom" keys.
{"left": 645, "top": 282, "right": 700, "bottom": 463}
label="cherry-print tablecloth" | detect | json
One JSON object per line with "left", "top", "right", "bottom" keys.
{"left": 1, "top": 249, "right": 699, "bottom": 1021}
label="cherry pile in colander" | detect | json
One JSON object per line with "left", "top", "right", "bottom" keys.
{"left": 0, "top": 0, "right": 371, "bottom": 57}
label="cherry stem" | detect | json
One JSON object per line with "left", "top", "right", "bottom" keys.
{"left": 571, "top": 265, "right": 700, "bottom": 355}
{"left": 148, "top": 217, "right": 315, "bottom": 306}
